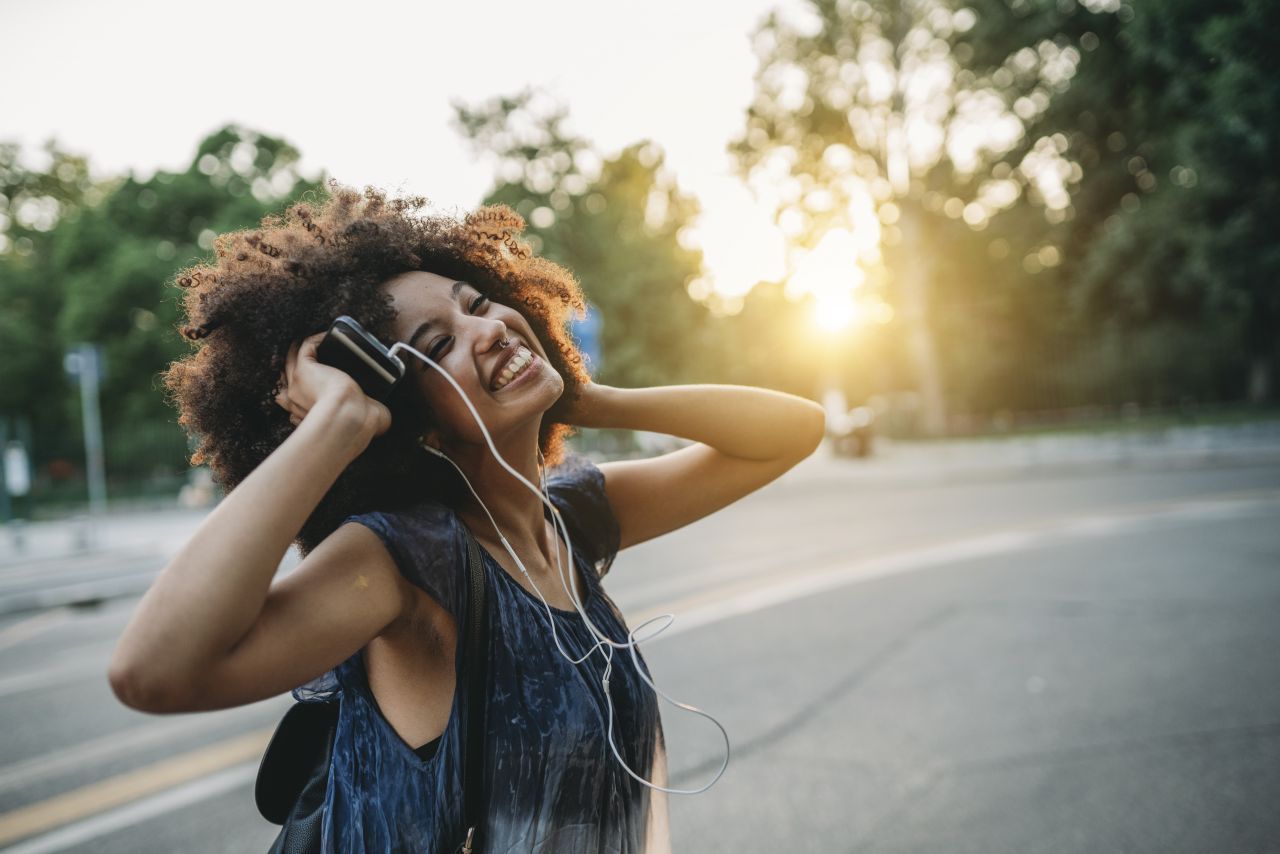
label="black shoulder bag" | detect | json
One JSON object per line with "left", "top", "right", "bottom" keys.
{"left": 256, "top": 527, "right": 491, "bottom": 853}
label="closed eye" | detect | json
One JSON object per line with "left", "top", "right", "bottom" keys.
{"left": 427, "top": 294, "right": 490, "bottom": 360}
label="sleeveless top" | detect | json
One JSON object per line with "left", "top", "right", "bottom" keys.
{"left": 294, "top": 454, "right": 671, "bottom": 853}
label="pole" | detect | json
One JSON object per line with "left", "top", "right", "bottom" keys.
{"left": 79, "top": 344, "right": 108, "bottom": 518}
{"left": 65, "top": 344, "right": 108, "bottom": 548}
{"left": 0, "top": 417, "right": 10, "bottom": 525}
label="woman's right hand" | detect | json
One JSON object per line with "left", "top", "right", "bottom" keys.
{"left": 112, "top": 330, "right": 403, "bottom": 715}
{"left": 274, "top": 331, "right": 392, "bottom": 440}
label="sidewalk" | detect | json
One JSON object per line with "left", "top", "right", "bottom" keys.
{"left": 789, "top": 420, "right": 1280, "bottom": 485}
{"left": 0, "top": 507, "right": 217, "bottom": 616}
{"left": 7, "top": 422, "right": 1280, "bottom": 566}
{"left": 0, "top": 507, "right": 211, "bottom": 571}
{"left": 2, "top": 421, "right": 1277, "bottom": 615}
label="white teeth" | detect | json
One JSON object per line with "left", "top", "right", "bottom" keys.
{"left": 493, "top": 346, "right": 534, "bottom": 390}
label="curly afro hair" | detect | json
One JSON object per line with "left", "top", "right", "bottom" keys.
{"left": 163, "top": 181, "right": 592, "bottom": 556}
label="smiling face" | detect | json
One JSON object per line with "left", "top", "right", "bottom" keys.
{"left": 380, "top": 270, "right": 565, "bottom": 451}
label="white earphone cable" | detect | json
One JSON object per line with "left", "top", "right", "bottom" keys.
{"left": 385, "top": 340, "right": 730, "bottom": 795}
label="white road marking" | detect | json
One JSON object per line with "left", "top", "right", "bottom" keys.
{"left": 3, "top": 489, "right": 1275, "bottom": 850}
{"left": 0, "top": 695, "right": 291, "bottom": 797}
{"left": 0, "top": 731, "right": 270, "bottom": 847}
{"left": 632, "top": 491, "right": 1280, "bottom": 639}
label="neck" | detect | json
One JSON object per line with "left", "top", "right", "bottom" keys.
{"left": 446, "top": 427, "right": 555, "bottom": 560}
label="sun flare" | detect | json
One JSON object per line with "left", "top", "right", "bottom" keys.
{"left": 786, "top": 229, "right": 870, "bottom": 333}
{"left": 812, "top": 292, "right": 859, "bottom": 332}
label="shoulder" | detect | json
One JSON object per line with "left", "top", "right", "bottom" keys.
{"left": 341, "top": 499, "right": 467, "bottom": 618}
{"left": 344, "top": 499, "right": 459, "bottom": 546}
{"left": 545, "top": 453, "right": 621, "bottom": 577}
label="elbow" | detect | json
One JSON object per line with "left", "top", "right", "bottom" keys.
{"left": 775, "top": 401, "right": 825, "bottom": 461}
{"left": 108, "top": 658, "right": 164, "bottom": 712}
{"left": 108, "top": 656, "right": 191, "bottom": 714}
{"left": 811, "top": 404, "right": 827, "bottom": 449}
{"left": 798, "top": 401, "right": 826, "bottom": 456}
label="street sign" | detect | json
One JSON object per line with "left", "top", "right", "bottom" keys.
{"left": 3, "top": 442, "right": 30, "bottom": 497}
{"left": 570, "top": 304, "right": 603, "bottom": 377}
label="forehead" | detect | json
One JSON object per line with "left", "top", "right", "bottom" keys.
{"left": 381, "top": 271, "right": 472, "bottom": 325}
{"left": 381, "top": 270, "right": 466, "bottom": 304}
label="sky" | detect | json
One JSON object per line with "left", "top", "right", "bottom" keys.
{"left": 6, "top": 0, "right": 802, "bottom": 298}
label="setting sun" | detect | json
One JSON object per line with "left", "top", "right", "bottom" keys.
{"left": 812, "top": 291, "right": 859, "bottom": 332}
{"left": 787, "top": 228, "right": 868, "bottom": 333}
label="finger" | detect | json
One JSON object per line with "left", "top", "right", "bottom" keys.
{"left": 274, "top": 384, "right": 305, "bottom": 418}
{"left": 371, "top": 400, "right": 393, "bottom": 437}
{"left": 283, "top": 340, "right": 301, "bottom": 388}
{"left": 298, "top": 331, "right": 326, "bottom": 361}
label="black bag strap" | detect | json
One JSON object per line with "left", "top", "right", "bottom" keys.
{"left": 258, "top": 523, "right": 491, "bottom": 854}
{"left": 459, "top": 525, "right": 489, "bottom": 853}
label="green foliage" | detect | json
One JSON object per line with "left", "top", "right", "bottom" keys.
{"left": 988, "top": 0, "right": 1277, "bottom": 401}
{"left": 730, "top": 0, "right": 1087, "bottom": 428}
{"left": 3, "top": 0, "right": 1273, "bottom": 511}
{"left": 453, "top": 91, "right": 718, "bottom": 389}
{"left": 734, "top": 0, "right": 1278, "bottom": 419}
{"left": 0, "top": 142, "right": 101, "bottom": 456}
{"left": 1125, "top": 0, "right": 1279, "bottom": 390}
{"left": 0, "top": 125, "right": 324, "bottom": 485}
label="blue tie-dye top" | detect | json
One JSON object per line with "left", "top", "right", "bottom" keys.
{"left": 294, "top": 454, "right": 669, "bottom": 853}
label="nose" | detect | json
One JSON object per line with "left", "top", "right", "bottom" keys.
{"left": 472, "top": 315, "right": 509, "bottom": 355}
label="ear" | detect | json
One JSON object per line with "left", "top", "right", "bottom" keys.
{"left": 420, "top": 430, "right": 444, "bottom": 452}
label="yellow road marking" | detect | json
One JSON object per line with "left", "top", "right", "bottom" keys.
{"left": 0, "top": 727, "right": 272, "bottom": 846}
{"left": 7, "top": 489, "right": 1274, "bottom": 846}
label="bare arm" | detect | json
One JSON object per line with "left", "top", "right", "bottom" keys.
{"left": 572, "top": 384, "right": 825, "bottom": 550}
{"left": 576, "top": 383, "right": 824, "bottom": 461}
{"left": 109, "top": 334, "right": 400, "bottom": 712}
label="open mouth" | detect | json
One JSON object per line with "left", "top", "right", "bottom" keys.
{"left": 491, "top": 345, "right": 536, "bottom": 391}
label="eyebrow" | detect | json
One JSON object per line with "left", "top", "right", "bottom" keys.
{"left": 406, "top": 280, "right": 471, "bottom": 350}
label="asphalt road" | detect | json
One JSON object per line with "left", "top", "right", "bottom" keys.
{"left": 1, "top": 454, "right": 1277, "bottom": 853}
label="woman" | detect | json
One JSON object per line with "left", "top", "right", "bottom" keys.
{"left": 109, "top": 183, "right": 825, "bottom": 853}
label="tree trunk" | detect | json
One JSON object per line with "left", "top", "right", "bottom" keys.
{"left": 1248, "top": 356, "right": 1271, "bottom": 403}
{"left": 896, "top": 206, "right": 947, "bottom": 436}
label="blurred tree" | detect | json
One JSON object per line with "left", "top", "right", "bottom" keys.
{"left": 0, "top": 140, "right": 99, "bottom": 248}
{"left": 1089, "top": 0, "right": 1277, "bottom": 402}
{"left": 0, "top": 141, "right": 106, "bottom": 465}
{"left": 945, "top": 0, "right": 1126, "bottom": 416}
{"left": 964, "top": 0, "right": 1276, "bottom": 407}
{"left": 732, "top": 0, "right": 1083, "bottom": 432}
{"left": 59, "top": 125, "right": 320, "bottom": 432}
{"left": 453, "top": 90, "right": 719, "bottom": 389}
{"left": 0, "top": 124, "right": 323, "bottom": 489}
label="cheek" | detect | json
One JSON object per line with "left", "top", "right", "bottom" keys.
{"left": 422, "top": 372, "right": 491, "bottom": 416}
